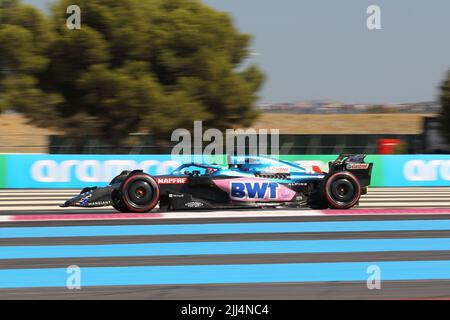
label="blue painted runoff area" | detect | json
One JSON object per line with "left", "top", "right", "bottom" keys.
{"left": 2, "top": 219, "right": 450, "bottom": 238}
{"left": 2, "top": 260, "right": 450, "bottom": 288}
{"left": 1, "top": 238, "right": 450, "bottom": 259}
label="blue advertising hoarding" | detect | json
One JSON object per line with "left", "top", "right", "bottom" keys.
{"left": 5, "top": 155, "right": 181, "bottom": 188}
{"left": 383, "top": 155, "right": 450, "bottom": 187}
{"left": 2, "top": 154, "right": 450, "bottom": 188}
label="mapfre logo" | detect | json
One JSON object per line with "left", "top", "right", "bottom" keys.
{"left": 403, "top": 160, "right": 450, "bottom": 181}
{"left": 156, "top": 177, "right": 188, "bottom": 184}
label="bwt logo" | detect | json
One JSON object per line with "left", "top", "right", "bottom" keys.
{"left": 231, "top": 182, "right": 279, "bottom": 199}
{"left": 403, "top": 160, "right": 450, "bottom": 181}
{"left": 30, "top": 160, "right": 181, "bottom": 183}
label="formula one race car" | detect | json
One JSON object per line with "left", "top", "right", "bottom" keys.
{"left": 62, "top": 154, "right": 373, "bottom": 212}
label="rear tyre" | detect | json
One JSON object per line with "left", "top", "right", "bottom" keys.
{"left": 323, "top": 172, "right": 361, "bottom": 209}
{"left": 119, "top": 173, "right": 160, "bottom": 213}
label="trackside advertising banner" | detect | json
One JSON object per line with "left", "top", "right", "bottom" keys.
{"left": 383, "top": 155, "right": 450, "bottom": 187}
{"left": 0, "top": 155, "right": 6, "bottom": 188}
{"left": 0, "top": 154, "right": 449, "bottom": 188}
{"left": 4, "top": 155, "right": 181, "bottom": 188}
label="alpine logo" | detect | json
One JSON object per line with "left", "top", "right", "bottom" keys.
{"left": 231, "top": 182, "right": 279, "bottom": 200}
{"left": 78, "top": 194, "right": 92, "bottom": 206}
{"left": 156, "top": 177, "right": 188, "bottom": 184}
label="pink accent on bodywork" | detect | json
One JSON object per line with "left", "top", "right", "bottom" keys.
{"left": 213, "top": 178, "right": 296, "bottom": 202}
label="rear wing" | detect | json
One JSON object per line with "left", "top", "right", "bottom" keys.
{"left": 328, "top": 154, "right": 373, "bottom": 189}
{"left": 328, "top": 154, "right": 366, "bottom": 170}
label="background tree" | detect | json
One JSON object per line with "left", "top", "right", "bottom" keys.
{"left": 0, "top": 0, "right": 62, "bottom": 120}
{"left": 0, "top": 0, "right": 265, "bottom": 144}
{"left": 439, "top": 71, "right": 450, "bottom": 145}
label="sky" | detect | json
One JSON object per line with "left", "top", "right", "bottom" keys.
{"left": 23, "top": 0, "right": 450, "bottom": 104}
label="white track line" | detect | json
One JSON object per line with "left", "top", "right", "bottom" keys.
{"left": 359, "top": 202, "right": 450, "bottom": 207}
{"left": 368, "top": 188, "right": 450, "bottom": 190}
{"left": 0, "top": 197, "right": 71, "bottom": 201}
{"left": 0, "top": 193, "right": 77, "bottom": 196}
{"left": 0, "top": 190, "right": 79, "bottom": 193}
{"left": 360, "top": 198, "right": 450, "bottom": 201}
{"left": 369, "top": 191, "right": 450, "bottom": 194}
{"left": 3, "top": 208, "right": 450, "bottom": 223}
{"left": 370, "top": 194, "right": 450, "bottom": 197}
{"left": 0, "top": 200, "right": 72, "bottom": 205}
{"left": 0, "top": 210, "right": 326, "bottom": 222}
{"left": 159, "top": 210, "right": 324, "bottom": 219}
{"left": 0, "top": 206, "right": 111, "bottom": 211}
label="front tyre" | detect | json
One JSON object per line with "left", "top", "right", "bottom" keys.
{"left": 119, "top": 173, "right": 160, "bottom": 213}
{"left": 323, "top": 172, "right": 361, "bottom": 209}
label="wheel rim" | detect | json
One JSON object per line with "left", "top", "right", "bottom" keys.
{"left": 331, "top": 178, "right": 355, "bottom": 203}
{"left": 135, "top": 187, "right": 146, "bottom": 198}
{"left": 127, "top": 180, "right": 154, "bottom": 207}
{"left": 120, "top": 174, "right": 160, "bottom": 212}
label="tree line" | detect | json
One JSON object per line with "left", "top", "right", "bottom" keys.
{"left": 0, "top": 0, "right": 265, "bottom": 144}
{"left": 1, "top": 0, "right": 449, "bottom": 147}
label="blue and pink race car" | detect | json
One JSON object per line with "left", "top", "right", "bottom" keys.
{"left": 62, "top": 154, "right": 373, "bottom": 212}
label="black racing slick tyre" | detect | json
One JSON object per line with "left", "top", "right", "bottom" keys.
{"left": 111, "top": 190, "right": 129, "bottom": 213}
{"left": 119, "top": 173, "right": 160, "bottom": 213}
{"left": 323, "top": 171, "right": 361, "bottom": 209}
